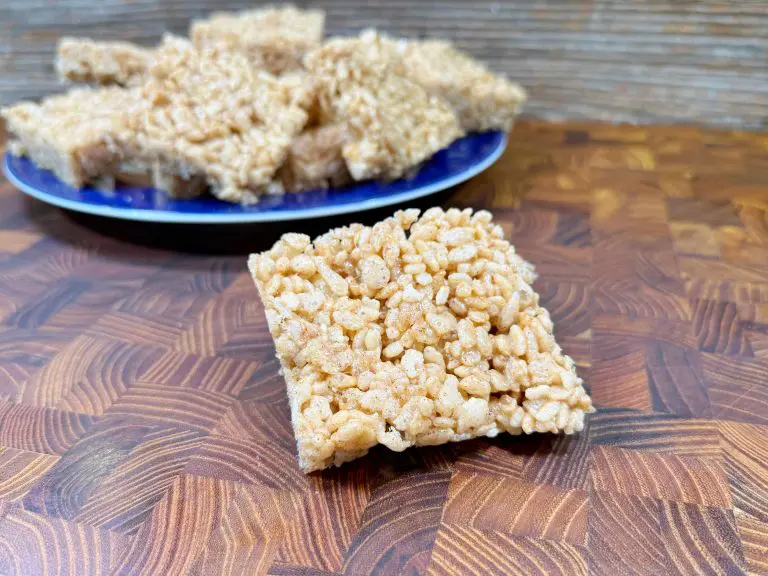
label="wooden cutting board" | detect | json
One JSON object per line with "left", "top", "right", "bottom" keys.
{"left": 0, "top": 120, "right": 765, "bottom": 575}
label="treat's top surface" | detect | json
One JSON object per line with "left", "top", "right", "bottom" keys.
{"left": 55, "top": 36, "right": 153, "bottom": 87}
{"left": 56, "top": 37, "right": 152, "bottom": 69}
{"left": 118, "top": 36, "right": 309, "bottom": 201}
{"left": 394, "top": 37, "right": 527, "bottom": 131}
{"left": 143, "top": 36, "right": 306, "bottom": 131}
{"left": 1, "top": 86, "right": 138, "bottom": 152}
{"left": 305, "top": 31, "right": 463, "bottom": 181}
{"left": 191, "top": 5, "right": 325, "bottom": 47}
{"left": 250, "top": 207, "right": 593, "bottom": 472}
{"left": 399, "top": 39, "right": 527, "bottom": 102}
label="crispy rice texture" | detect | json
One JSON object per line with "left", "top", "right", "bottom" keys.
{"left": 115, "top": 36, "right": 309, "bottom": 203}
{"left": 278, "top": 123, "right": 351, "bottom": 193}
{"left": 304, "top": 31, "right": 464, "bottom": 182}
{"left": 190, "top": 5, "right": 325, "bottom": 75}
{"left": 249, "top": 208, "right": 594, "bottom": 473}
{"left": 7, "top": 37, "right": 311, "bottom": 202}
{"left": 20, "top": 24, "right": 526, "bottom": 202}
{"left": 1, "top": 87, "right": 134, "bottom": 187}
{"left": 396, "top": 39, "right": 527, "bottom": 132}
{"left": 55, "top": 37, "right": 152, "bottom": 87}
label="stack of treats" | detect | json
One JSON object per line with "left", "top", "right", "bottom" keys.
{"left": 2, "top": 5, "right": 527, "bottom": 204}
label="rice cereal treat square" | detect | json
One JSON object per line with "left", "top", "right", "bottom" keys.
{"left": 190, "top": 5, "right": 325, "bottom": 75}
{"left": 1, "top": 86, "right": 136, "bottom": 188}
{"left": 248, "top": 208, "right": 594, "bottom": 472}
{"left": 397, "top": 39, "right": 527, "bottom": 132}
{"left": 115, "top": 36, "right": 309, "bottom": 203}
{"left": 277, "top": 123, "right": 351, "bottom": 193}
{"left": 56, "top": 37, "right": 152, "bottom": 87}
{"left": 304, "top": 31, "right": 464, "bottom": 182}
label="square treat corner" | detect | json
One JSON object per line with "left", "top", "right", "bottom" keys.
{"left": 248, "top": 207, "right": 593, "bottom": 473}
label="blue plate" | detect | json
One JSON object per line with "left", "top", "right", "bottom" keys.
{"left": 3, "top": 131, "right": 506, "bottom": 224}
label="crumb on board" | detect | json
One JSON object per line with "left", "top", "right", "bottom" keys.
{"left": 249, "top": 207, "right": 594, "bottom": 472}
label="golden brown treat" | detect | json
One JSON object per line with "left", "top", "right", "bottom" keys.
{"left": 1, "top": 87, "right": 133, "bottom": 188}
{"left": 3, "top": 87, "right": 206, "bottom": 198}
{"left": 395, "top": 38, "right": 527, "bottom": 132}
{"left": 248, "top": 207, "right": 593, "bottom": 472}
{"left": 115, "top": 36, "right": 309, "bottom": 203}
{"left": 190, "top": 5, "right": 325, "bottom": 75}
{"left": 305, "top": 31, "right": 463, "bottom": 182}
{"left": 7, "top": 37, "right": 310, "bottom": 203}
{"left": 278, "top": 124, "right": 351, "bottom": 193}
{"left": 55, "top": 37, "right": 152, "bottom": 87}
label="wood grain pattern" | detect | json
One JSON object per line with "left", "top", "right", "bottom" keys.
{"left": 0, "top": 120, "right": 767, "bottom": 574}
{"left": 659, "top": 501, "right": 747, "bottom": 575}
{"left": 735, "top": 509, "right": 768, "bottom": 575}
{"left": 343, "top": 470, "right": 451, "bottom": 576}
{"left": 428, "top": 524, "right": 588, "bottom": 576}
{"left": 190, "top": 484, "right": 296, "bottom": 575}
{"left": 590, "top": 446, "right": 732, "bottom": 508}
{"left": 443, "top": 472, "right": 588, "bottom": 546}
{"left": 2, "top": 1, "right": 768, "bottom": 129}
{"left": 110, "top": 475, "right": 234, "bottom": 575}
{"left": 0, "top": 509, "right": 131, "bottom": 576}
{"left": 0, "top": 447, "right": 59, "bottom": 501}
{"left": 588, "top": 491, "right": 670, "bottom": 575}
{"left": 720, "top": 422, "right": 768, "bottom": 524}
{"left": 73, "top": 426, "right": 204, "bottom": 533}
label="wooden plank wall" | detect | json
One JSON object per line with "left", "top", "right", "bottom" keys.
{"left": 1, "top": 0, "right": 767, "bottom": 130}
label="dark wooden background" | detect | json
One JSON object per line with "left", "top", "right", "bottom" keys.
{"left": 2, "top": 0, "right": 768, "bottom": 130}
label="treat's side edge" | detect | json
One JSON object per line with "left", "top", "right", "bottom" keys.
{"left": 3, "top": 111, "right": 112, "bottom": 188}
{"left": 247, "top": 253, "right": 320, "bottom": 474}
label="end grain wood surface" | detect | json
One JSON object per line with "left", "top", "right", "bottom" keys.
{"left": 0, "top": 120, "right": 767, "bottom": 575}
{"left": 2, "top": 0, "right": 768, "bottom": 130}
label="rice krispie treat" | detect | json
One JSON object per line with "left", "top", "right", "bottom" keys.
{"left": 248, "top": 208, "right": 594, "bottom": 472}
{"left": 396, "top": 39, "right": 527, "bottom": 132}
{"left": 304, "top": 31, "right": 463, "bottom": 182}
{"left": 278, "top": 124, "right": 351, "bottom": 193}
{"left": 1, "top": 87, "right": 134, "bottom": 188}
{"left": 190, "top": 5, "right": 325, "bottom": 75}
{"left": 56, "top": 37, "right": 152, "bottom": 87}
{"left": 115, "top": 36, "right": 309, "bottom": 203}
{"left": 3, "top": 86, "right": 207, "bottom": 198}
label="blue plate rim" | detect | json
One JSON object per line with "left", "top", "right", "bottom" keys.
{"left": 3, "top": 132, "right": 507, "bottom": 224}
